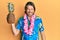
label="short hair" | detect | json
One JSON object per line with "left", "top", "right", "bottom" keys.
{"left": 25, "top": 1, "right": 36, "bottom": 13}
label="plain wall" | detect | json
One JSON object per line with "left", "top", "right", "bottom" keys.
{"left": 0, "top": 0, "right": 60, "bottom": 40}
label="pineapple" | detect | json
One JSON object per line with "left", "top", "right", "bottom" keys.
{"left": 7, "top": 3, "right": 15, "bottom": 24}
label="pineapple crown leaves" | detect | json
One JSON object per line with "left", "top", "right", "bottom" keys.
{"left": 8, "top": 2, "right": 14, "bottom": 12}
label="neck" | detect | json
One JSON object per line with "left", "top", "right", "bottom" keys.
{"left": 28, "top": 16, "right": 31, "bottom": 20}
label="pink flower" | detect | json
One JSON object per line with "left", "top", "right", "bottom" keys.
{"left": 24, "top": 14, "right": 35, "bottom": 35}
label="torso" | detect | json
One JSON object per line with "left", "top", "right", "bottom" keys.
{"left": 19, "top": 16, "right": 41, "bottom": 40}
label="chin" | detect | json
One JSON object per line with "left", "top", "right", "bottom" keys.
{"left": 27, "top": 13, "right": 34, "bottom": 17}
{"left": 29, "top": 15, "right": 32, "bottom": 17}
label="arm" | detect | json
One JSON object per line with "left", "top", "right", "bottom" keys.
{"left": 38, "top": 18, "right": 46, "bottom": 40}
{"left": 11, "top": 17, "right": 23, "bottom": 36}
{"left": 11, "top": 23, "right": 20, "bottom": 36}
{"left": 40, "top": 31, "right": 46, "bottom": 40}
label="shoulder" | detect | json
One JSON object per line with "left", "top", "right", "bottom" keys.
{"left": 19, "top": 16, "right": 24, "bottom": 20}
{"left": 36, "top": 16, "right": 42, "bottom": 23}
{"left": 18, "top": 16, "right": 24, "bottom": 22}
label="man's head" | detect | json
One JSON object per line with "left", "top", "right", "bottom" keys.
{"left": 25, "top": 1, "right": 36, "bottom": 17}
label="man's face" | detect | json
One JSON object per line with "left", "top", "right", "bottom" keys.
{"left": 26, "top": 5, "right": 35, "bottom": 17}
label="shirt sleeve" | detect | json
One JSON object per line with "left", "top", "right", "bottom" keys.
{"left": 38, "top": 18, "right": 44, "bottom": 32}
{"left": 16, "top": 17, "right": 23, "bottom": 30}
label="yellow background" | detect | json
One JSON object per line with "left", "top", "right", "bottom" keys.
{"left": 0, "top": 0, "right": 60, "bottom": 40}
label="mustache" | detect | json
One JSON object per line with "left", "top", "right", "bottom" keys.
{"left": 28, "top": 12, "right": 33, "bottom": 13}
{"left": 27, "top": 13, "right": 34, "bottom": 15}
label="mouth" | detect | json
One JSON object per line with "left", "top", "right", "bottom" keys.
{"left": 28, "top": 12, "right": 33, "bottom": 13}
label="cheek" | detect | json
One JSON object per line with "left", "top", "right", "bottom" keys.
{"left": 31, "top": 10, "right": 34, "bottom": 12}
{"left": 26, "top": 9, "right": 29, "bottom": 13}
{"left": 27, "top": 10, "right": 30, "bottom": 12}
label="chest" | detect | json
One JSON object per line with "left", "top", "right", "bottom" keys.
{"left": 21, "top": 19, "right": 40, "bottom": 32}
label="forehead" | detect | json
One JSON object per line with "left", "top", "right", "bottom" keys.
{"left": 27, "top": 5, "right": 34, "bottom": 9}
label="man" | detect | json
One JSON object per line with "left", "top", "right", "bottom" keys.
{"left": 11, "top": 1, "right": 46, "bottom": 40}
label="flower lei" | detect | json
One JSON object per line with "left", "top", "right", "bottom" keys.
{"left": 24, "top": 14, "right": 35, "bottom": 35}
